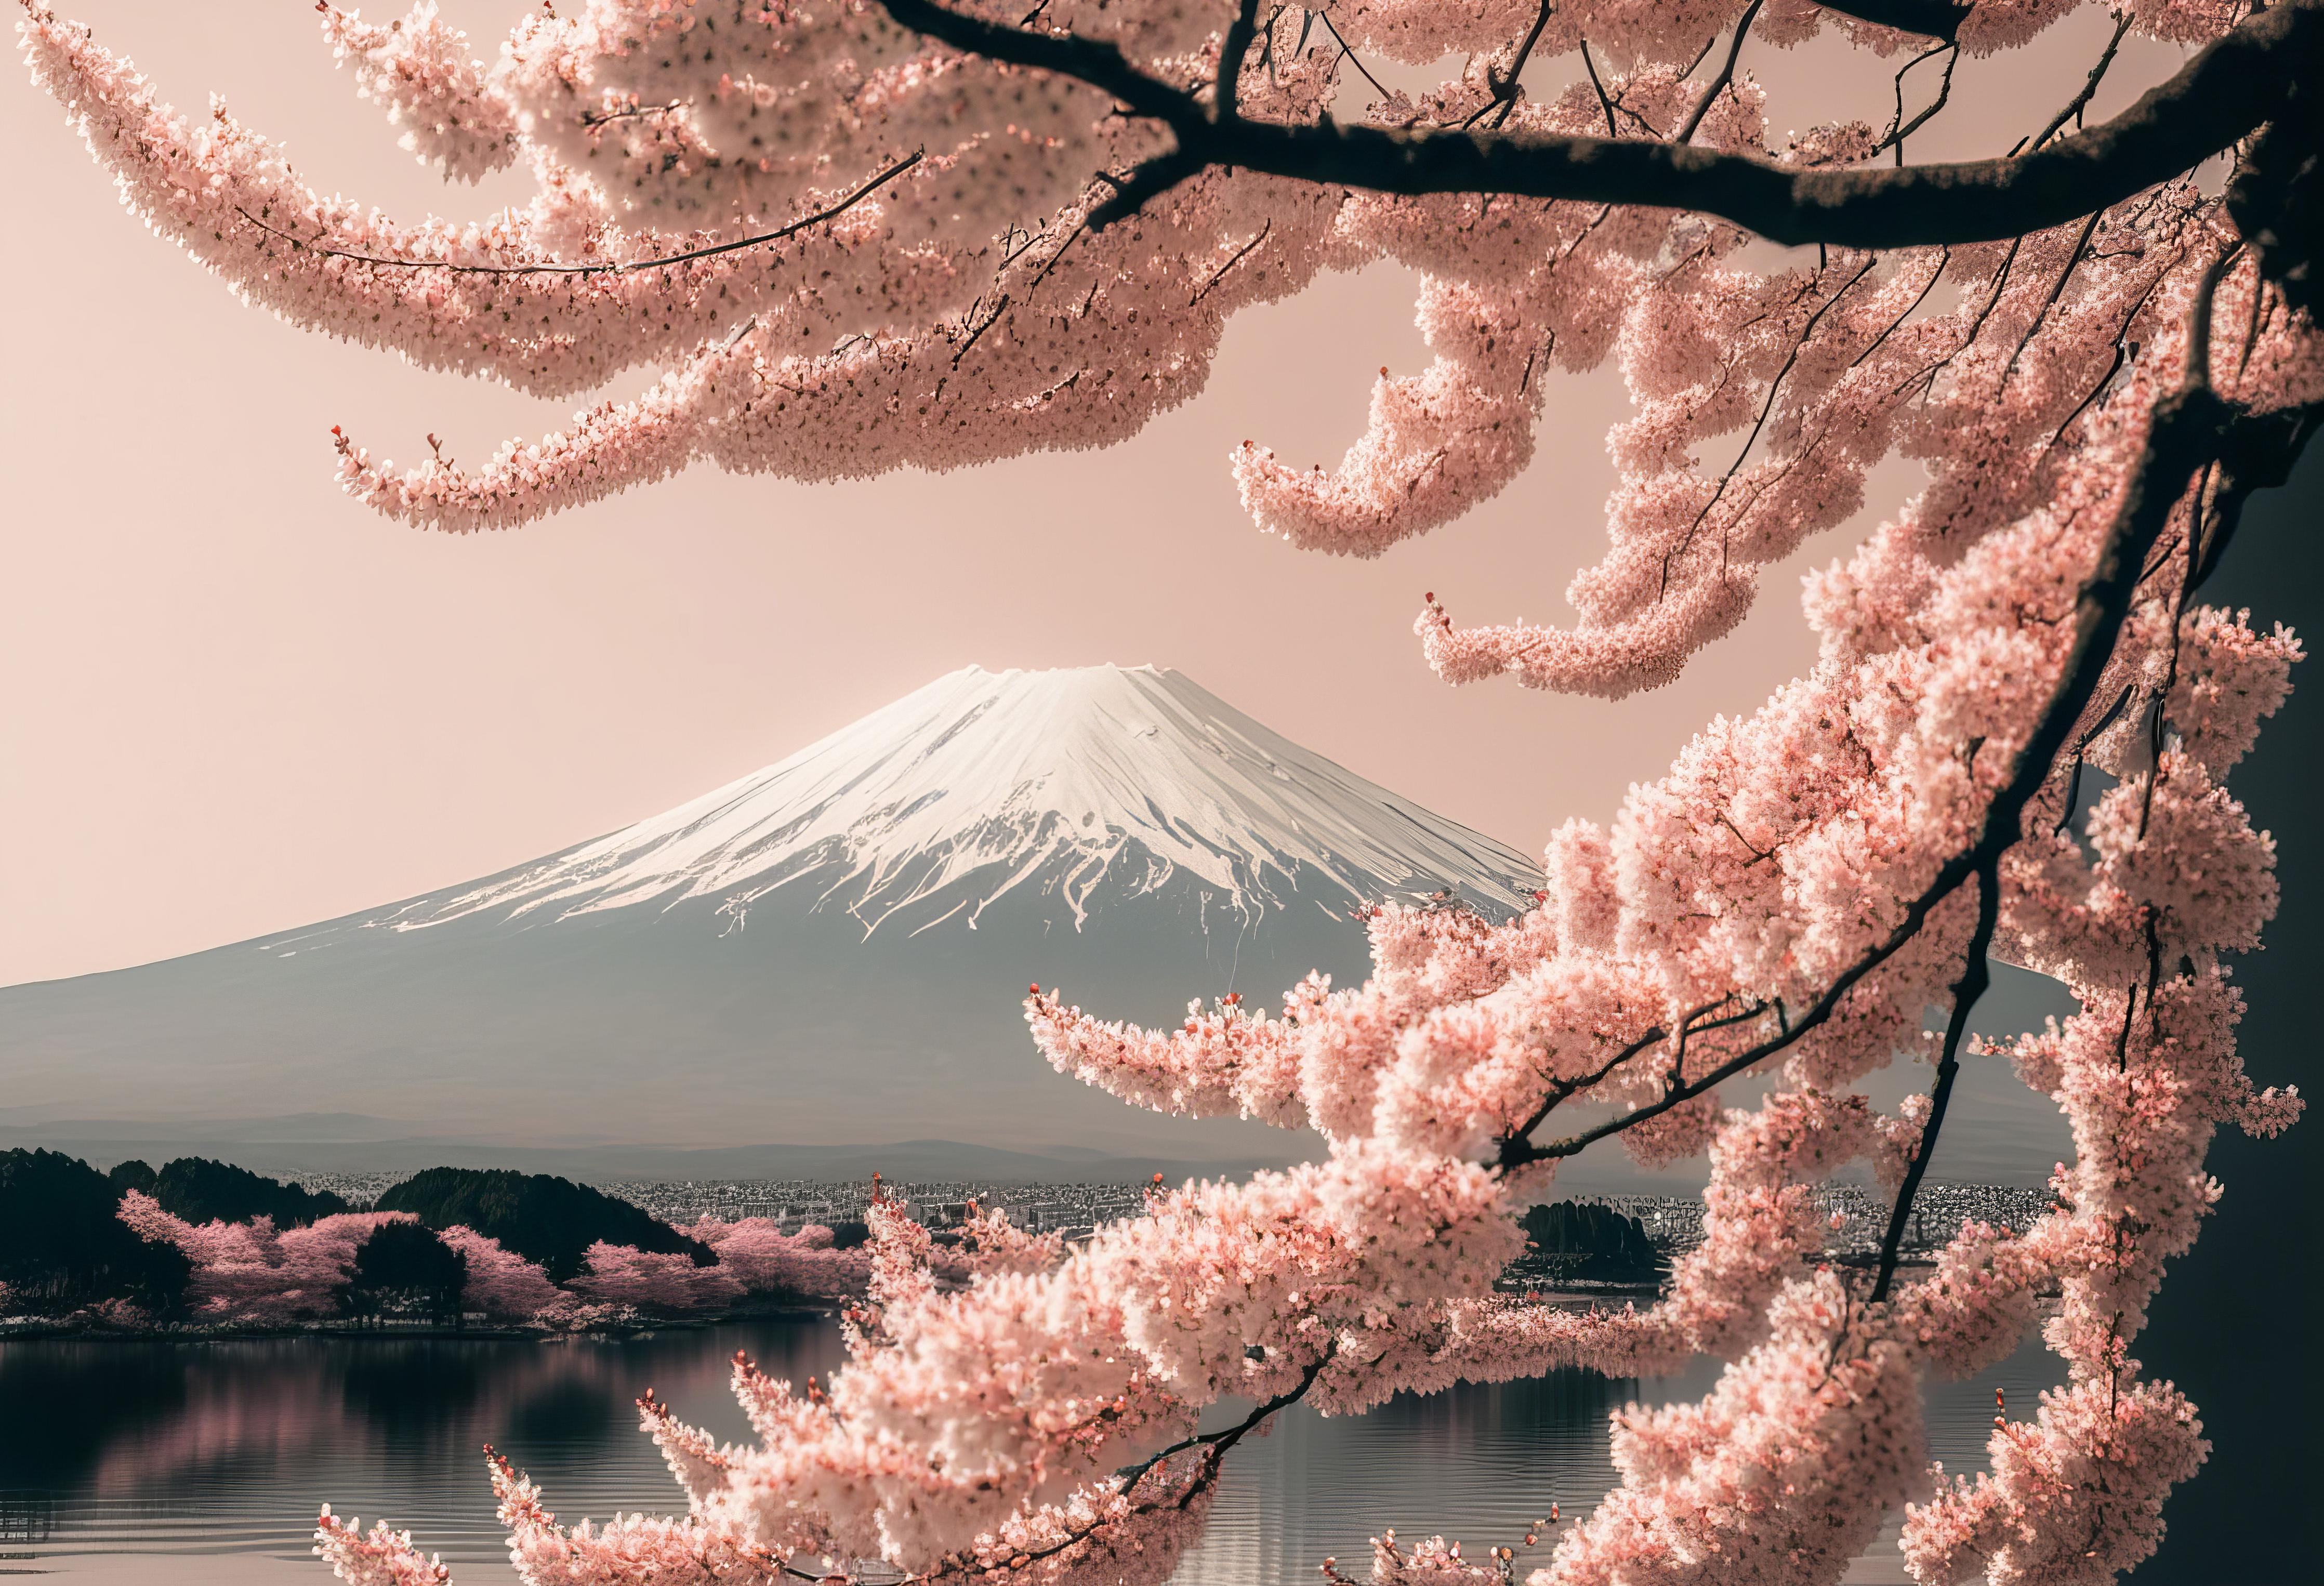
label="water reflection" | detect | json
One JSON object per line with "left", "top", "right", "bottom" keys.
{"left": 0, "top": 1323, "right": 2063, "bottom": 1584}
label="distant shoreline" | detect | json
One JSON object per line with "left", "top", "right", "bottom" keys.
{"left": 0, "top": 1309, "right": 835, "bottom": 1344}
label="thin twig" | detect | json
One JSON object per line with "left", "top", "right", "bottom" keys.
{"left": 1661, "top": 253, "right": 1879, "bottom": 592}
{"left": 950, "top": 292, "right": 1011, "bottom": 366}
{"left": 1674, "top": 0, "right": 1763, "bottom": 146}
{"left": 1113, "top": 1350, "right": 1332, "bottom": 1490}
{"left": 1313, "top": 11, "right": 1391, "bottom": 101}
{"left": 1464, "top": 0, "right": 1557, "bottom": 132}
{"left": 1579, "top": 38, "right": 1619, "bottom": 138}
{"left": 1190, "top": 219, "right": 1272, "bottom": 304}
{"left": 2027, "top": 11, "right": 2134, "bottom": 155}
{"left": 2004, "top": 207, "right": 2105, "bottom": 376}
{"left": 580, "top": 98, "right": 683, "bottom": 129}
{"left": 1023, "top": 214, "right": 1091, "bottom": 298}
{"left": 1878, "top": 42, "right": 1958, "bottom": 164}
{"left": 1848, "top": 246, "right": 1948, "bottom": 368}
{"left": 234, "top": 151, "right": 925, "bottom": 276}
{"left": 1867, "top": 864, "right": 1995, "bottom": 1301}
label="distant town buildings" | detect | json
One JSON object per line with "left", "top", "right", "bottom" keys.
{"left": 290, "top": 1173, "right": 2052, "bottom": 1269}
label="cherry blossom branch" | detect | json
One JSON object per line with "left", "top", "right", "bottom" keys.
{"left": 1491, "top": 994, "right": 1773, "bottom": 1168}
{"left": 1310, "top": 12, "right": 1392, "bottom": 103}
{"left": 1464, "top": 0, "right": 1555, "bottom": 133}
{"left": 1578, "top": 38, "right": 1620, "bottom": 138}
{"left": 1497, "top": 1029, "right": 1675, "bottom": 1167}
{"left": 1662, "top": 252, "right": 1879, "bottom": 590}
{"left": 876, "top": 0, "right": 2319, "bottom": 252}
{"left": 1871, "top": 256, "right": 2259, "bottom": 1301}
{"left": 579, "top": 98, "right": 683, "bottom": 130}
{"left": 233, "top": 151, "right": 926, "bottom": 276}
{"left": 1673, "top": 0, "right": 1763, "bottom": 147}
{"left": 1868, "top": 866, "right": 1996, "bottom": 1302}
{"left": 1874, "top": 42, "right": 1957, "bottom": 163}
{"left": 1187, "top": 219, "right": 1271, "bottom": 305}
{"left": 1514, "top": 327, "right": 2268, "bottom": 1177}
{"left": 1111, "top": 1349, "right": 1330, "bottom": 1490}
{"left": 1213, "top": 0, "right": 1262, "bottom": 119}
{"left": 2025, "top": 10, "right": 2133, "bottom": 156}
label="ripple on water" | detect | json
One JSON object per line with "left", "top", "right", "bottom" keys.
{"left": 0, "top": 1319, "right": 2067, "bottom": 1584}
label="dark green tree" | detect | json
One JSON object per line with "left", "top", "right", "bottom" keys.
{"left": 150, "top": 1157, "right": 348, "bottom": 1228}
{"left": 0, "top": 1149, "right": 190, "bottom": 1316}
{"left": 105, "top": 1159, "right": 157, "bottom": 1196}
{"left": 342, "top": 1221, "right": 468, "bottom": 1327}
{"left": 374, "top": 1168, "right": 711, "bottom": 1282}
{"left": 1516, "top": 1201, "right": 1667, "bottom": 1286}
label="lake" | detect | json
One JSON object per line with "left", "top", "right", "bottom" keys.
{"left": 0, "top": 1319, "right": 2069, "bottom": 1585}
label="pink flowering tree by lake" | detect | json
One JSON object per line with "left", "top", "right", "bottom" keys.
{"left": 25, "top": 1, "right": 2323, "bottom": 1583}
{"left": 435, "top": 1226, "right": 564, "bottom": 1321}
{"left": 113, "top": 1201, "right": 881, "bottom": 1326}
{"left": 685, "top": 1217, "right": 878, "bottom": 1301}
{"left": 118, "top": 1191, "right": 412, "bottom": 1325}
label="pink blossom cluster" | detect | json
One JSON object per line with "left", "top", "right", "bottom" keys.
{"left": 112, "top": 1198, "right": 886, "bottom": 1325}
{"left": 117, "top": 1191, "right": 411, "bottom": 1325}
{"left": 435, "top": 1225, "right": 563, "bottom": 1319}
{"left": 571, "top": 1240, "right": 748, "bottom": 1312}
{"left": 317, "top": 4, "right": 516, "bottom": 182}
{"left": 314, "top": 1505, "right": 452, "bottom": 1586}
{"left": 20, "top": 0, "right": 2297, "bottom": 567}
{"left": 683, "top": 1215, "right": 876, "bottom": 1300}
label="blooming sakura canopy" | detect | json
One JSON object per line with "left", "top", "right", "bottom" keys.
{"left": 23, "top": 1, "right": 2324, "bottom": 1584}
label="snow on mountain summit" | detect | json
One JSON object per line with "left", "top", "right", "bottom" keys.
{"left": 325, "top": 664, "right": 1541, "bottom": 942}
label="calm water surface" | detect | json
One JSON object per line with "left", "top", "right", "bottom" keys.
{"left": 0, "top": 1321, "right": 2064, "bottom": 1585}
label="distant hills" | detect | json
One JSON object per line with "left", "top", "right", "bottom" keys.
{"left": 0, "top": 1113, "right": 1304, "bottom": 1186}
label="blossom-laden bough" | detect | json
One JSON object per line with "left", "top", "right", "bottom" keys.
{"left": 26, "top": 3, "right": 2324, "bottom": 1585}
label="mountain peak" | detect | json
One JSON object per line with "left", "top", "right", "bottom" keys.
{"left": 306, "top": 663, "right": 1540, "bottom": 944}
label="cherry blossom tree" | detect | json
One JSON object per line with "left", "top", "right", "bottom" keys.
{"left": 114, "top": 1201, "right": 860, "bottom": 1324}
{"left": 437, "top": 1224, "right": 565, "bottom": 1319}
{"left": 27, "top": 2, "right": 2324, "bottom": 1584}
{"left": 118, "top": 1191, "right": 412, "bottom": 1324}
{"left": 685, "top": 1215, "right": 877, "bottom": 1300}
{"left": 570, "top": 1239, "right": 751, "bottom": 1311}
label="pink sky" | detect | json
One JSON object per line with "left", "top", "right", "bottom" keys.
{"left": 0, "top": 3, "right": 2177, "bottom": 987}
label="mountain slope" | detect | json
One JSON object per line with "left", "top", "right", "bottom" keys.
{"left": 287, "top": 663, "right": 1538, "bottom": 942}
{"left": 2, "top": 666, "right": 1541, "bottom": 1159}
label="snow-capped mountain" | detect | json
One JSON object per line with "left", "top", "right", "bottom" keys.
{"left": 2, "top": 667, "right": 1542, "bottom": 1162}
{"left": 284, "top": 664, "right": 1539, "bottom": 945}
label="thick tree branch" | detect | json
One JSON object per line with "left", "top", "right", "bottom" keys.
{"left": 879, "top": 0, "right": 2319, "bottom": 246}
{"left": 1214, "top": 0, "right": 1262, "bottom": 120}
